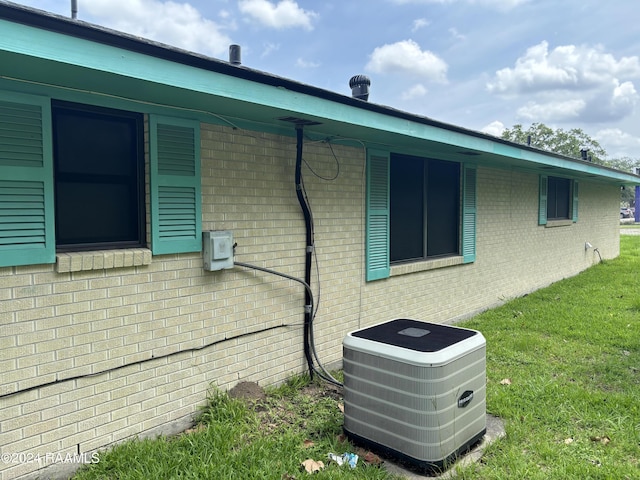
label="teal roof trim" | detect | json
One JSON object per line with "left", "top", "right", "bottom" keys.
{"left": 1, "top": 2, "right": 639, "bottom": 186}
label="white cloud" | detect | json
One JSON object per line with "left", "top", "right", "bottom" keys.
{"left": 401, "top": 84, "right": 428, "bottom": 100}
{"left": 296, "top": 58, "right": 320, "bottom": 68}
{"left": 488, "top": 41, "right": 640, "bottom": 125}
{"left": 516, "top": 99, "right": 586, "bottom": 122}
{"left": 260, "top": 42, "right": 280, "bottom": 58}
{"left": 238, "top": 0, "right": 318, "bottom": 30}
{"left": 81, "top": 0, "right": 233, "bottom": 57}
{"left": 513, "top": 79, "right": 639, "bottom": 125}
{"left": 391, "top": 0, "right": 528, "bottom": 10}
{"left": 411, "top": 18, "right": 430, "bottom": 32}
{"left": 582, "top": 79, "right": 639, "bottom": 122}
{"left": 365, "top": 40, "right": 448, "bottom": 83}
{"left": 448, "top": 27, "right": 466, "bottom": 41}
{"left": 595, "top": 128, "right": 640, "bottom": 148}
{"left": 594, "top": 128, "right": 640, "bottom": 159}
{"left": 391, "top": 0, "right": 456, "bottom": 4}
{"left": 487, "top": 41, "right": 640, "bottom": 94}
{"left": 612, "top": 80, "right": 638, "bottom": 112}
{"left": 481, "top": 120, "right": 506, "bottom": 137}
{"left": 468, "top": 0, "right": 529, "bottom": 10}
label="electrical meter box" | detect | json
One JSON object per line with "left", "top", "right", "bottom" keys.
{"left": 203, "top": 231, "right": 234, "bottom": 271}
{"left": 343, "top": 319, "right": 486, "bottom": 473}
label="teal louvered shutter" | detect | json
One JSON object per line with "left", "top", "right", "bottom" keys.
{"left": 461, "top": 163, "right": 477, "bottom": 263}
{"left": 366, "top": 150, "right": 390, "bottom": 281}
{"left": 538, "top": 175, "right": 548, "bottom": 225}
{"left": 150, "top": 116, "right": 202, "bottom": 255}
{"left": 0, "top": 93, "right": 55, "bottom": 267}
{"left": 572, "top": 180, "right": 579, "bottom": 222}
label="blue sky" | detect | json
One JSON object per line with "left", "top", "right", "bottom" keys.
{"left": 10, "top": 0, "right": 640, "bottom": 161}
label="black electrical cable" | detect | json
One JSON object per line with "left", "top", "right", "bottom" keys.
{"left": 0, "top": 324, "right": 294, "bottom": 400}
{"left": 235, "top": 261, "right": 314, "bottom": 309}
{"left": 236, "top": 128, "right": 343, "bottom": 387}
{"left": 297, "top": 138, "right": 343, "bottom": 387}
{"left": 294, "top": 125, "right": 316, "bottom": 378}
{"left": 301, "top": 140, "right": 340, "bottom": 181}
{"left": 235, "top": 260, "right": 340, "bottom": 386}
{"left": 594, "top": 247, "right": 602, "bottom": 263}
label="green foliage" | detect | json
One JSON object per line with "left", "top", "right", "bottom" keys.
{"left": 501, "top": 123, "right": 608, "bottom": 164}
{"left": 602, "top": 157, "right": 640, "bottom": 207}
{"left": 501, "top": 122, "right": 640, "bottom": 207}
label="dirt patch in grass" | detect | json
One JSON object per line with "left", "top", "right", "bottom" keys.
{"left": 228, "top": 381, "right": 267, "bottom": 403}
{"left": 300, "top": 382, "right": 343, "bottom": 401}
{"left": 227, "top": 380, "right": 346, "bottom": 437}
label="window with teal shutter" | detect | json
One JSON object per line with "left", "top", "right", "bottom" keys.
{"left": 461, "top": 164, "right": 477, "bottom": 263}
{"left": 150, "top": 115, "right": 202, "bottom": 255}
{"left": 539, "top": 175, "right": 578, "bottom": 224}
{"left": 538, "top": 175, "right": 548, "bottom": 225}
{"left": 0, "top": 93, "right": 55, "bottom": 267}
{"left": 366, "top": 150, "right": 390, "bottom": 281}
{"left": 572, "top": 181, "right": 579, "bottom": 222}
{"left": 52, "top": 101, "right": 145, "bottom": 249}
{"left": 365, "top": 151, "right": 477, "bottom": 279}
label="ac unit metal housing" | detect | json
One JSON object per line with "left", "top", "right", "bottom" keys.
{"left": 343, "top": 318, "right": 486, "bottom": 473}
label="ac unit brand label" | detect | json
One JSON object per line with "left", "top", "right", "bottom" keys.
{"left": 458, "top": 390, "right": 474, "bottom": 408}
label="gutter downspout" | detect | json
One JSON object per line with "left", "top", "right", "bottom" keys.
{"left": 294, "top": 125, "right": 314, "bottom": 377}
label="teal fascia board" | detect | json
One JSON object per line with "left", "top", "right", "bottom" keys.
{"left": 1, "top": 17, "right": 639, "bottom": 187}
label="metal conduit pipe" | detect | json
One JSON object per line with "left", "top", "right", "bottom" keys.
{"left": 294, "top": 125, "right": 315, "bottom": 377}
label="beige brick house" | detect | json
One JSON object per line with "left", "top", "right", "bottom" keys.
{"left": 1, "top": 2, "right": 638, "bottom": 479}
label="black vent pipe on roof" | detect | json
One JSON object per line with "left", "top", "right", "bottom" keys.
{"left": 229, "top": 44, "right": 241, "bottom": 65}
{"left": 71, "top": 0, "right": 78, "bottom": 19}
{"left": 580, "top": 148, "right": 589, "bottom": 161}
{"left": 349, "top": 75, "right": 370, "bottom": 101}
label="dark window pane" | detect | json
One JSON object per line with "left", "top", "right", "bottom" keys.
{"left": 52, "top": 102, "right": 144, "bottom": 249}
{"left": 389, "top": 154, "right": 461, "bottom": 263}
{"left": 54, "top": 113, "right": 135, "bottom": 176}
{"left": 55, "top": 182, "right": 137, "bottom": 244}
{"left": 427, "top": 160, "right": 459, "bottom": 256}
{"left": 390, "top": 155, "right": 424, "bottom": 262}
{"left": 547, "top": 176, "right": 571, "bottom": 219}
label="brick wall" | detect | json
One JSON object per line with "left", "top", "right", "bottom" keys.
{"left": 0, "top": 124, "right": 620, "bottom": 480}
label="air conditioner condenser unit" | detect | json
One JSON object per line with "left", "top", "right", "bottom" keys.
{"left": 343, "top": 318, "right": 486, "bottom": 473}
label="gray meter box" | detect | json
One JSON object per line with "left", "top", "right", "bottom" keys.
{"left": 343, "top": 318, "right": 486, "bottom": 473}
{"left": 203, "top": 231, "right": 234, "bottom": 271}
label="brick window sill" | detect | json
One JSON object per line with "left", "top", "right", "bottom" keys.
{"left": 390, "top": 255, "right": 464, "bottom": 277}
{"left": 545, "top": 219, "right": 574, "bottom": 228}
{"left": 56, "top": 249, "right": 152, "bottom": 273}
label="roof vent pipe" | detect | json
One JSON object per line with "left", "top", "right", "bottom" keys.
{"left": 580, "top": 147, "right": 589, "bottom": 161}
{"left": 229, "top": 44, "right": 241, "bottom": 65}
{"left": 349, "top": 75, "right": 370, "bottom": 101}
{"left": 71, "top": 0, "right": 78, "bottom": 19}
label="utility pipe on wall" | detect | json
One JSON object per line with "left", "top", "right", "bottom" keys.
{"left": 294, "top": 125, "right": 315, "bottom": 377}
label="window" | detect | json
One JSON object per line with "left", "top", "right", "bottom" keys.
{"left": 547, "top": 176, "right": 571, "bottom": 220}
{"left": 0, "top": 91, "right": 202, "bottom": 268}
{"left": 389, "top": 154, "right": 460, "bottom": 262}
{"left": 539, "top": 175, "right": 578, "bottom": 225}
{"left": 365, "top": 150, "right": 476, "bottom": 281}
{"left": 52, "top": 101, "right": 145, "bottom": 250}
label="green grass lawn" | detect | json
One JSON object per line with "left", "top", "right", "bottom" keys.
{"left": 454, "top": 235, "right": 640, "bottom": 479}
{"left": 74, "top": 236, "right": 640, "bottom": 480}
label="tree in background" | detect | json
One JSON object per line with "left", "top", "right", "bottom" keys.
{"left": 606, "top": 157, "right": 640, "bottom": 207}
{"left": 501, "top": 123, "right": 640, "bottom": 208}
{"left": 501, "top": 123, "right": 608, "bottom": 164}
